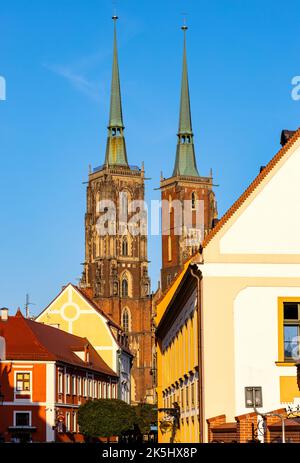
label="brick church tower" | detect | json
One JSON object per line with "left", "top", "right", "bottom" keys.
{"left": 81, "top": 17, "right": 153, "bottom": 403}
{"left": 160, "top": 26, "right": 218, "bottom": 292}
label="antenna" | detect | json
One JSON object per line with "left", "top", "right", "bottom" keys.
{"left": 25, "top": 293, "right": 35, "bottom": 319}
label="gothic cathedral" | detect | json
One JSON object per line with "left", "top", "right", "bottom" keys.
{"left": 80, "top": 17, "right": 153, "bottom": 404}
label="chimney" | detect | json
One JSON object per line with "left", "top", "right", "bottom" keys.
{"left": 280, "top": 129, "right": 296, "bottom": 147}
{"left": 0, "top": 308, "right": 9, "bottom": 322}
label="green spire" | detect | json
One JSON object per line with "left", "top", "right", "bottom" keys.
{"left": 108, "top": 16, "right": 124, "bottom": 129}
{"left": 172, "top": 26, "right": 200, "bottom": 177}
{"left": 105, "top": 16, "right": 129, "bottom": 167}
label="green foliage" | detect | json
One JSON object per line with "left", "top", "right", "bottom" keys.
{"left": 78, "top": 399, "right": 135, "bottom": 438}
{"left": 134, "top": 404, "right": 157, "bottom": 435}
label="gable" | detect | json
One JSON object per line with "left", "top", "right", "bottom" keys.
{"left": 36, "top": 285, "right": 117, "bottom": 369}
{"left": 203, "top": 129, "right": 300, "bottom": 260}
{"left": 219, "top": 142, "right": 300, "bottom": 255}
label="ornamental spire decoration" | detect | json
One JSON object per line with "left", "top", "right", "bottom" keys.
{"left": 172, "top": 24, "right": 200, "bottom": 177}
{"left": 105, "top": 16, "right": 129, "bottom": 167}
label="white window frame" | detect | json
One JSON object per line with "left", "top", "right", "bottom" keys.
{"left": 58, "top": 371, "right": 63, "bottom": 394}
{"left": 14, "top": 371, "right": 32, "bottom": 401}
{"left": 65, "top": 412, "right": 71, "bottom": 432}
{"left": 72, "top": 375, "right": 76, "bottom": 396}
{"left": 65, "top": 374, "right": 70, "bottom": 395}
{"left": 93, "top": 380, "right": 97, "bottom": 399}
{"left": 98, "top": 381, "right": 101, "bottom": 399}
{"left": 83, "top": 378, "right": 87, "bottom": 397}
{"left": 103, "top": 382, "right": 106, "bottom": 399}
{"left": 106, "top": 383, "right": 110, "bottom": 399}
{"left": 88, "top": 379, "right": 92, "bottom": 398}
{"left": 13, "top": 410, "right": 32, "bottom": 428}
{"left": 73, "top": 412, "right": 77, "bottom": 434}
{"left": 77, "top": 377, "right": 82, "bottom": 396}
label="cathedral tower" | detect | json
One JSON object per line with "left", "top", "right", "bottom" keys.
{"left": 81, "top": 17, "right": 153, "bottom": 403}
{"left": 160, "top": 25, "right": 218, "bottom": 291}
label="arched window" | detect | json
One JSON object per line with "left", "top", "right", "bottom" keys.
{"left": 122, "top": 308, "right": 130, "bottom": 332}
{"left": 191, "top": 192, "right": 196, "bottom": 210}
{"left": 122, "top": 278, "right": 128, "bottom": 297}
{"left": 122, "top": 237, "right": 128, "bottom": 256}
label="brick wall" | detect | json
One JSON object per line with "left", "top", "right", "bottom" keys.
{"left": 207, "top": 408, "right": 300, "bottom": 444}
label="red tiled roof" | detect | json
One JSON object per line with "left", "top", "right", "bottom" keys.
{"left": 203, "top": 128, "right": 300, "bottom": 247}
{"left": 0, "top": 311, "right": 117, "bottom": 377}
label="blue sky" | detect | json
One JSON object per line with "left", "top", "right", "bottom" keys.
{"left": 1, "top": 0, "right": 300, "bottom": 315}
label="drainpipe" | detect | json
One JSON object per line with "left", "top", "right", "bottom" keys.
{"left": 190, "top": 264, "right": 204, "bottom": 443}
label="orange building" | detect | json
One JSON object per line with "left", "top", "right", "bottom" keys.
{"left": 0, "top": 308, "right": 118, "bottom": 443}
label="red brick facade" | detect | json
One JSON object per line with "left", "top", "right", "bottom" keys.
{"left": 160, "top": 176, "right": 217, "bottom": 292}
{"left": 81, "top": 166, "right": 153, "bottom": 403}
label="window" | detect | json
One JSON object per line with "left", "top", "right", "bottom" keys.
{"left": 58, "top": 372, "right": 63, "bottom": 394}
{"left": 15, "top": 372, "right": 31, "bottom": 399}
{"left": 73, "top": 413, "right": 77, "bottom": 433}
{"left": 191, "top": 383, "right": 195, "bottom": 407}
{"left": 284, "top": 302, "right": 300, "bottom": 359}
{"left": 72, "top": 376, "right": 76, "bottom": 395}
{"left": 93, "top": 380, "right": 97, "bottom": 399}
{"left": 83, "top": 378, "right": 87, "bottom": 397}
{"left": 191, "top": 192, "right": 196, "bottom": 210}
{"left": 106, "top": 383, "right": 110, "bottom": 399}
{"left": 122, "top": 278, "right": 128, "bottom": 297}
{"left": 122, "top": 237, "right": 128, "bottom": 256}
{"left": 16, "top": 372, "right": 31, "bottom": 393}
{"left": 15, "top": 412, "right": 30, "bottom": 427}
{"left": 65, "top": 374, "right": 70, "bottom": 395}
{"left": 181, "top": 388, "right": 184, "bottom": 408}
{"left": 98, "top": 381, "right": 102, "bottom": 399}
{"left": 88, "top": 379, "right": 93, "bottom": 397}
{"left": 103, "top": 382, "right": 106, "bottom": 399}
{"left": 66, "top": 413, "right": 70, "bottom": 432}
{"left": 112, "top": 383, "right": 116, "bottom": 399}
{"left": 77, "top": 377, "right": 82, "bottom": 396}
{"left": 122, "top": 308, "right": 130, "bottom": 332}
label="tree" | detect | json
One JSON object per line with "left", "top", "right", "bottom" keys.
{"left": 134, "top": 403, "right": 157, "bottom": 435}
{"left": 78, "top": 399, "right": 135, "bottom": 440}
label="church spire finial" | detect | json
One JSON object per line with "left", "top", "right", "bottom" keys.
{"left": 105, "top": 16, "right": 129, "bottom": 167}
{"left": 172, "top": 24, "right": 200, "bottom": 177}
{"left": 108, "top": 15, "right": 124, "bottom": 129}
{"left": 178, "top": 23, "right": 192, "bottom": 136}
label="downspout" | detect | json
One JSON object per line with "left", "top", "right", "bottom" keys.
{"left": 190, "top": 264, "right": 204, "bottom": 443}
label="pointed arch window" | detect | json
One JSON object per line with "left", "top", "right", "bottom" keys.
{"left": 122, "top": 308, "right": 131, "bottom": 332}
{"left": 122, "top": 237, "right": 128, "bottom": 256}
{"left": 122, "top": 278, "right": 128, "bottom": 297}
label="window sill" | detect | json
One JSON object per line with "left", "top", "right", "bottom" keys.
{"left": 275, "top": 361, "right": 297, "bottom": 367}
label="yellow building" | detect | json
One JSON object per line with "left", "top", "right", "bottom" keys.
{"left": 36, "top": 284, "right": 132, "bottom": 403}
{"left": 156, "top": 129, "right": 300, "bottom": 443}
{"left": 156, "top": 259, "right": 200, "bottom": 443}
